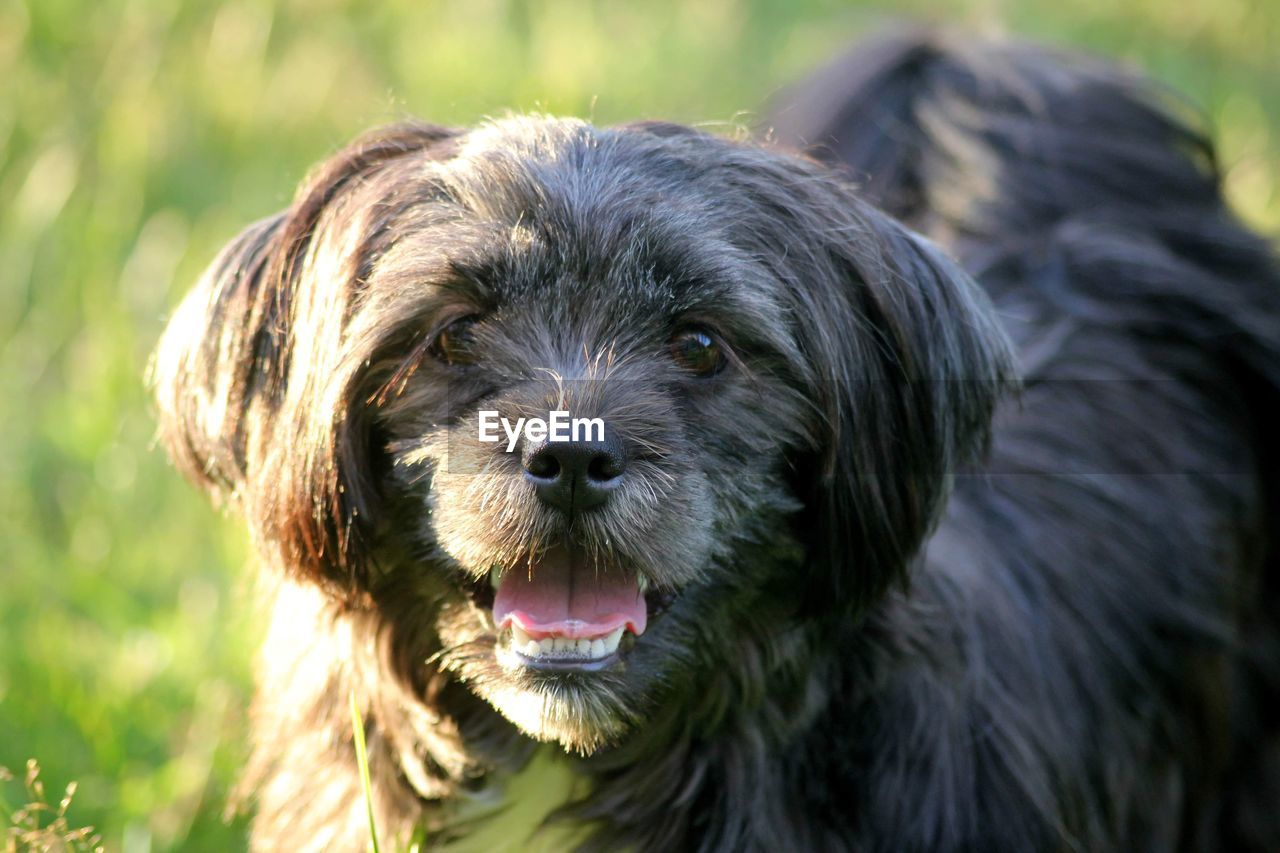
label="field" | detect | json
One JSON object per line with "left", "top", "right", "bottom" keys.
{"left": 1, "top": 0, "right": 1276, "bottom": 848}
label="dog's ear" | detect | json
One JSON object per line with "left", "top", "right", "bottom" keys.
{"left": 150, "top": 122, "right": 459, "bottom": 598}
{"left": 721, "top": 150, "right": 1018, "bottom": 614}
{"left": 808, "top": 210, "right": 1017, "bottom": 614}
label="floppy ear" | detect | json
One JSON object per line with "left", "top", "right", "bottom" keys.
{"left": 807, "top": 208, "right": 1018, "bottom": 614}
{"left": 719, "top": 149, "right": 1018, "bottom": 615}
{"left": 150, "top": 122, "right": 459, "bottom": 598}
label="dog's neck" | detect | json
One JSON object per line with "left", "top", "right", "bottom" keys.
{"left": 420, "top": 617, "right": 839, "bottom": 848}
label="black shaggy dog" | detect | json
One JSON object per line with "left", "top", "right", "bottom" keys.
{"left": 152, "top": 30, "right": 1280, "bottom": 851}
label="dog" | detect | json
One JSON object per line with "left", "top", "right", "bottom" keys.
{"left": 151, "top": 29, "right": 1280, "bottom": 851}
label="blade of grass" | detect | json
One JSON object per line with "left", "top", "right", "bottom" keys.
{"left": 349, "top": 691, "right": 382, "bottom": 853}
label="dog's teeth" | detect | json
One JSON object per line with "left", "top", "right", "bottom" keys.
{"left": 511, "top": 625, "right": 532, "bottom": 647}
{"left": 510, "top": 626, "right": 627, "bottom": 661}
{"left": 601, "top": 627, "right": 625, "bottom": 656}
{"left": 489, "top": 567, "right": 501, "bottom": 590}
{"left": 637, "top": 574, "right": 649, "bottom": 594}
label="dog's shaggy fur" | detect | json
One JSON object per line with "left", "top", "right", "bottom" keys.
{"left": 152, "top": 30, "right": 1280, "bottom": 851}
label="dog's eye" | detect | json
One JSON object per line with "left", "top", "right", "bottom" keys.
{"left": 669, "top": 328, "right": 727, "bottom": 376}
{"left": 431, "top": 317, "right": 480, "bottom": 366}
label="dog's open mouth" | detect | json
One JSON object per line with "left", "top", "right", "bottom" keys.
{"left": 485, "top": 544, "right": 665, "bottom": 672}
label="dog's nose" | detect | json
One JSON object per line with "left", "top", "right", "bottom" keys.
{"left": 522, "top": 434, "right": 626, "bottom": 513}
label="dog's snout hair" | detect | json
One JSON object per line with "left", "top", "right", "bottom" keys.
{"left": 429, "top": 364, "right": 714, "bottom": 592}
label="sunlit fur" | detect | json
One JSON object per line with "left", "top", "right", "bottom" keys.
{"left": 152, "top": 30, "right": 1280, "bottom": 851}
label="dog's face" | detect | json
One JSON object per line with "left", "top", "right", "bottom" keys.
{"left": 152, "top": 117, "right": 1013, "bottom": 752}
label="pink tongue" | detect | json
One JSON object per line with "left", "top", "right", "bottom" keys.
{"left": 493, "top": 546, "right": 647, "bottom": 638}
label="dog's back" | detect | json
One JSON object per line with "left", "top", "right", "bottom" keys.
{"left": 771, "top": 30, "right": 1280, "bottom": 850}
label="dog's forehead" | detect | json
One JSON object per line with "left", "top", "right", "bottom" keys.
{"left": 357, "top": 117, "right": 796, "bottom": 357}
{"left": 436, "top": 118, "right": 748, "bottom": 308}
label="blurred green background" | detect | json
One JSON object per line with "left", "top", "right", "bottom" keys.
{"left": 1, "top": 0, "right": 1276, "bottom": 849}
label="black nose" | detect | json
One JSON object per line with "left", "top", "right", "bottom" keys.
{"left": 523, "top": 433, "right": 626, "bottom": 514}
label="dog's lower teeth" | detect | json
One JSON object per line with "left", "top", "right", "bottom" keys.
{"left": 509, "top": 625, "right": 626, "bottom": 660}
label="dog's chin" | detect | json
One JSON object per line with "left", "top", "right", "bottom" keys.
{"left": 482, "top": 675, "right": 637, "bottom": 752}
{"left": 450, "top": 630, "right": 650, "bottom": 753}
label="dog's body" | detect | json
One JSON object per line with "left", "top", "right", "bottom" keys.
{"left": 153, "top": 32, "right": 1280, "bottom": 851}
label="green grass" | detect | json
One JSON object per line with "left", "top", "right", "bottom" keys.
{"left": 1, "top": 0, "right": 1276, "bottom": 849}
{"left": 350, "top": 693, "right": 381, "bottom": 853}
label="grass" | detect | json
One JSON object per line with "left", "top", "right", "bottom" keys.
{"left": 0, "top": 0, "right": 1276, "bottom": 849}
{"left": 2, "top": 761, "right": 103, "bottom": 852}
{"left": 350, "top": 693, "right": 382, "bottom": 853}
